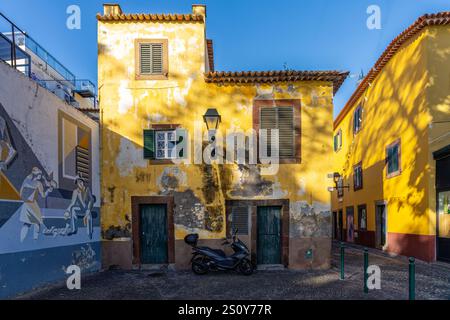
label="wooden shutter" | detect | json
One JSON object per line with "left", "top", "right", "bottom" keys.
{"left": 260, "top": 108, "right": 277, "bottom": 157}
{"left": 260, "top": 107, "right": 294, "bottom": 158}
{"left": 151, "top": 43, "right": 163, "bottom": 74}
{"left": 140, "top": 44, "right": 152, "bottom": 74}
{"left": 76, "top": 146, "right": 90, "bottom": 183}
{"left": 231, "top": 206, "right": 249, "bottom": 235}
{"left": 140, "top": 43, "right": 163, "bottom": 75}
{"left": 278, "top": 107, "right": 294, "bottom": 157}
{"left": 143, "top": 129, "right": 155, "bottom": 159}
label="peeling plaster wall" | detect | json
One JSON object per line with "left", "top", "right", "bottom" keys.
{"left": 99, "top": 18, "right": 335, "bottom": 269}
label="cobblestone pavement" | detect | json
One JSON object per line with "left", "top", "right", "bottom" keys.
{"left": 16, "top": 242, "right": 450, "bottom": 300}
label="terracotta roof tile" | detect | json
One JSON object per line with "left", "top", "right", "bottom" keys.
{"left": 204, "top": 70, "right": 349, "bottom": 94}
{"left": 96, "top": 13, "right": 204, "bottom": 23}
{"left": 334, "top": 11, "right": 450, "bottom": 128}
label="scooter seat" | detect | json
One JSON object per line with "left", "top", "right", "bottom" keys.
{"left": 197, "top": 247, "right": 227, "bottom": 257}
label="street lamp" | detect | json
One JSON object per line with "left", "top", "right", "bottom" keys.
{"left": 203, "top": 108, "right": 221, "bottom": 130}
{"left": 332, "top": 172, "right": 350, "bottom": 192}
{"left": 333, "top": 172, "right": 342, "bottom": 186}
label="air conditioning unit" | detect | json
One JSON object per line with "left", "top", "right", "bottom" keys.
{"left": 53, "top": 85, "right": 66, "bottom": 101}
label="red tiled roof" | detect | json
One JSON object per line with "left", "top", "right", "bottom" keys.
{"left": 204, "top": 70, "right": 349, "bottom": 94}
{"left": 334, "top": 11, "right": 450, "bottom": 129}
{"left": 207, "top": 39, "right": 215, "bottom": 72}
{"left": 96, "top": 13, "right": 204, "bottom": 23}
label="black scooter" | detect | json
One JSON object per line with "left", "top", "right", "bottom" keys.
{"left": 184, "top": 229, "right": 254, "bottom": 276}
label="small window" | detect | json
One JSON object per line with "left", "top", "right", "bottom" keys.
{"left": 334, "top": 129, "right": 342, "bottom": 152}
{"left": 386, "top": 140, "right": 401, "bottom": 178}
{"left": 358, "top": 205, "right": 367, "bottom": 231}
{"left": 135, "top": 39, "right": 168, "bottom": 80}
{"left": 156, "top": 130, "right": 177, "bottom": 159}
{"left": 353, "top": 105, "right": 363, "bottom": 134}
{"left": 260, "top": 106, "right": 295, "bottom": 158}
{"left": 353, "top": 162, "right": 363, "bottom": 191}
{"left": 60, "top": 114, "right": 92, "bottom": 189}
{"left": 143, "top": 128, "right": 187, "bottom": 160}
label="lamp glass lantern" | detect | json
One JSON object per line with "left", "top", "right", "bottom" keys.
{"left": 333, "top": 172, "right": 341, "bottom": 185}
{"left": 203, "top": 108, "right": 221, "bottom": 130}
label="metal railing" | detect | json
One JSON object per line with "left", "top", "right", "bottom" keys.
{"left": 0, "top": 12, "right": 75, "bottom": 84}
{"left": 0, "top": 31, "right": 31, "bottom": 76}
{"left": 0, "top": 11, "right": 97, "bottom": 110}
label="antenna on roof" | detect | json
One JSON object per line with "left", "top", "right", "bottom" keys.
{"left": 356, "top": 69, "right": 365, "bottom": 86}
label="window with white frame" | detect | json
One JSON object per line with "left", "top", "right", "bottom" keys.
{"left": 156, "top": 130, "right": 177, "bottom": 159}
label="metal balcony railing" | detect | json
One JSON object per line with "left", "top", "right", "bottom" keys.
{"left": 0, "top": 11, "right": 98, "bottom": 110}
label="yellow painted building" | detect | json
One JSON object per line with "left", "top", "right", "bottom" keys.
{"left": 331, "top": 13, "right": 450, "bottom": 262}
{"left": 98, "top": 4, "right": 348, "bottom": 269}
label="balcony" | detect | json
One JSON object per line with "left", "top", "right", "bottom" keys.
{"left": 0, "top": 11, "right": 98, "bottom": 113}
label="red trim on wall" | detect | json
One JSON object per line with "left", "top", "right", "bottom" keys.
{"left": 387, "top": 232, "right": 436, "bottom": 262}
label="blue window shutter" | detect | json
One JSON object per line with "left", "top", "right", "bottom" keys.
{"left": 143, "top": 129, "right": 155, "bottom": 159}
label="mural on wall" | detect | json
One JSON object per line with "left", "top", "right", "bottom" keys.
{"left": 0, "top": 115, "right": 17, "bottom": 170}
{"left": 19, "top": 167, "right": 57, "bottom": 241}
{"left": 0, "top": 103, "right": 100, "bottom": 250}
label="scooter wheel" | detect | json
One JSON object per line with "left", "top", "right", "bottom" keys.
{"left": 192, "top": 257, "right": 209, "bottom": 275}
{"left": 238, "top": 258, "right": 254, "bottom": 276}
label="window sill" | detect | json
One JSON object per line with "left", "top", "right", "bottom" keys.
{"left": 147, "top": 159, "right": 178, "bottom": 165}
{"left": 135, "top": 74, "right": 169, "bottom": 81}
{"left": 386, "top": 170, "right": 402, "bottom": 179}
{"left": 259, "top": 157, "right": 302, "bottom": 165}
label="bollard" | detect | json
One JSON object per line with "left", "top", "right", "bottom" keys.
{"left": 409, "top": 257, "right": 415, "bottom": 300}
{"left": 340, "top": 242, "right": 345, "bottom": 280}
{"left": 364, "top": 248, "right": 369, "bottom": 293}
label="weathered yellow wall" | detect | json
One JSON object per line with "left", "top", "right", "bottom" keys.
{"left": 98, "top": 18, "right": 335, "bottom": 242}
{"left": 332, "top": 29, "right": 433, "bottom": 236}
{"left": 426, "top": 25, "right": 450, "bottom": 238}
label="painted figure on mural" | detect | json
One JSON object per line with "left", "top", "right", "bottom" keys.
{"left": 19, "top": 167, "right": 57, "bottom": 242}
{"left": 64, "top": 175, "right": 95, "bottom": 239}
{"left": 0, "top": 115, "right": 17, "bottom": 170}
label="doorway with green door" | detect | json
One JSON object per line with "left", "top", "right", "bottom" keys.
{"left": 227, "top": 199, "right": 290, "bottom": 268}
{"left": 131, "top": 196, "right": 175, "bottom": 266}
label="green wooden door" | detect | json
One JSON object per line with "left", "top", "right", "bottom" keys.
{"left": 257, "top": 206, "right": 282, "bottom": 265}
{"left": 140, "top": 204, "right": 168, "bottom": 264}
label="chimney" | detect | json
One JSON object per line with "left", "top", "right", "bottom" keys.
{"left": 192, "top": 4, "right": 206, "bottom": 18}
{"left": 103, "top": 3, "right": 122, "bottom": 16}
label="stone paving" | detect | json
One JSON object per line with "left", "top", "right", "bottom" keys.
{"left": 15, "top": 242, "right": 450, "bottom": 300}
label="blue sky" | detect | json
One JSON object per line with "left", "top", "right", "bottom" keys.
{"left": 0, "top": 0, "right": 448, "bottom": 117}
